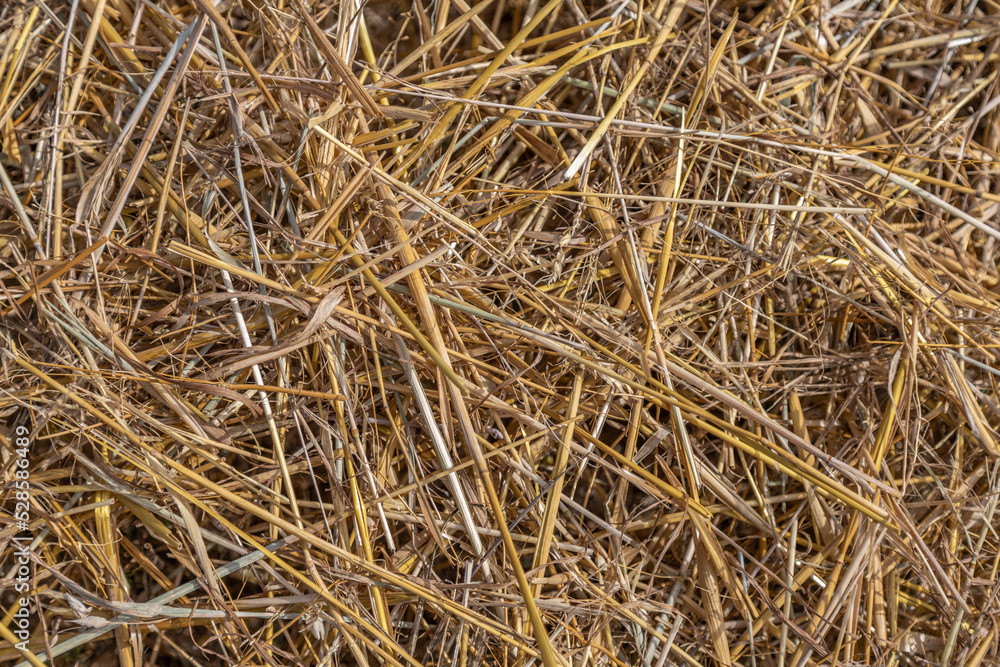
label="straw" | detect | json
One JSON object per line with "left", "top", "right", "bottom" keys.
{"left": 2, "top": 0, "right": 1000, "bottom": 665}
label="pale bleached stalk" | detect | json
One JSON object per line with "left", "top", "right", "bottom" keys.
{"left": 394, "top": 335, "right": 491, "bottom": 579}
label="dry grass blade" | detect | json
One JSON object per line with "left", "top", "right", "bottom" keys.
{"left": 3, "top": 0, "right": 1000, "bottom": 665}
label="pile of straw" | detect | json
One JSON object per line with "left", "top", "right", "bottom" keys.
{"left": 2, "top": 0, "right": 1000, "bottom": 664}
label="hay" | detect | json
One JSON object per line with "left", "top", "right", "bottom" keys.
{"left": 2, "top": 0, "right": 1000, "bottom": 664}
